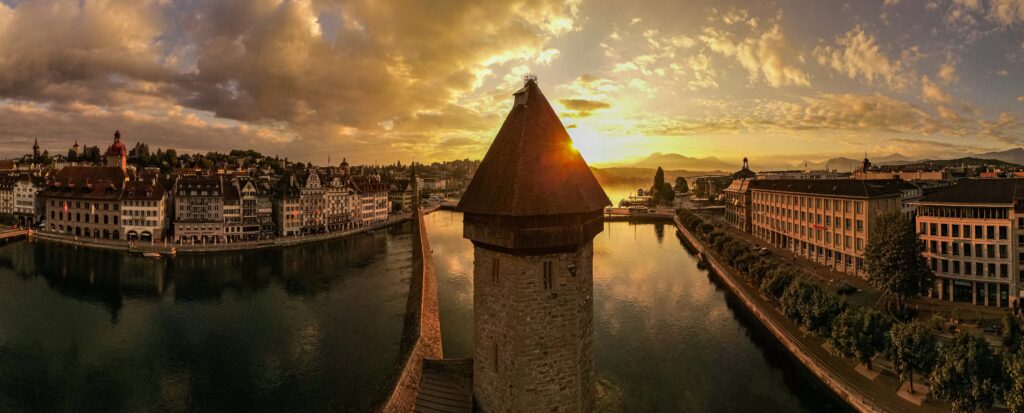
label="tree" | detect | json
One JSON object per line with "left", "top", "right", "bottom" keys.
{"left": 660, "top": 182, "right": 675, "bottom": 203}
{"left": 930, "top": 332, "right": 1006, "bottom": 413}
{"left": 885, "top": 321, "right": 938, "bottom": 394}
{"left": 781, "top": 279, "right": 818, "bottom": 322}
{"left": 863, "top": 212, "right": 932, "bottom": 311}
{"left": 760, "top": 268, "right": 794, "bottom": 300}
{"left": 806, "top": 291, "right": 847, "bottom": 336}
{"left": 1003, "top": 314, "right": 1022, "bottom": 353}
{"left": 653, "top": 166, "right": 665, "bottom": 195}
{"left": 1006, "top": 351, "right": 1024, "bottom": 413}
{"left": 829, "top": 307, "right": 891, "bottom": 370}
{"left": 674, "top": 176, "right": 689, "bottom": 193}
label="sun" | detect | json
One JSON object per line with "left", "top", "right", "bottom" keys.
{"left": 566, "top": 123, "right": 617, "bottom": 164}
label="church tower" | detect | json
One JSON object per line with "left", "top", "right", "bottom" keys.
{"left": 105, "top": 129, "right": 127, "bottom": 171}
{"left": 458, "top": 76, "right": 610, "bottom": 412}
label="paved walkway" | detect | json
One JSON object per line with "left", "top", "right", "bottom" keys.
{"left": 413, "top": 368, "right": 472, "bottom": 413}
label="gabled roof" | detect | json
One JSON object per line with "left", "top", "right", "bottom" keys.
{"left": 43, "top": 166, "right": 127, "bottom": 200}
{"left": 458, "top": 79, "right": 610, "bottom": 216}
{"left": 748, "top": 179, "right": 913, "bottom": 198}
{"left": 123, "top": 180, "right": 165, "bottom": 201}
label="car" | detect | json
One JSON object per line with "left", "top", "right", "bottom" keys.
{"left": 836, "top": 282, "right": 858, "bottom": 295}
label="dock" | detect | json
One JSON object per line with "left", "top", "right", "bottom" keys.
{"left": 129, "top": 242, "right": 177, "bottom": 256}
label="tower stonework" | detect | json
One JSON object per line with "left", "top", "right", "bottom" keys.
{"left": 458, "top": 77, "right": 610, "bottom": 412}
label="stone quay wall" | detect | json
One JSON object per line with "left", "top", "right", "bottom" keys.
{"left": 674, "top": 215, "right": 882, "bottom": 413}
{"left": 376, "top": 209, "right": 444, "bottom": 412}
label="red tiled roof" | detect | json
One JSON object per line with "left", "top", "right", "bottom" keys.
{"left": 123, "top": 180, "right": 166, "bottom": 200}
{"left": 43, "top": 166, "right": 127, "bottom": 200}
{"left": 458, "top": 79, "right": 610, "bottom": 216}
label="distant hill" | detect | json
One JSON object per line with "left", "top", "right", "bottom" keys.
{"left": 630, "top": 152, "right": 737, "bottom": 171}
{"left": 975, "top": 148, "right": 1024, "bottom": 165}
{"left": 799, "top": 153, "right": 911, "bottom": 171}
{"left": 888, "top": 157, "right": 1021, "bottom": 168}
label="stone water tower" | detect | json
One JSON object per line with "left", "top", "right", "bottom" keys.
{"left": 458, "top": 76, "right": 611, "bottom": 412}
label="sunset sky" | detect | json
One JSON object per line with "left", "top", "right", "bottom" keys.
{"left": 0, "top": 0, "right": 1022, "bottom": 167}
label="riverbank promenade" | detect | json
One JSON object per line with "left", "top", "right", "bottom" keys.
{"left": 674, "top": 215, "right": 954, "bottom": 413}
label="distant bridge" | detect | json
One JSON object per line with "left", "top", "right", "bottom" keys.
{"left": 0, "top": 228, "right": 29, "bottom": 242}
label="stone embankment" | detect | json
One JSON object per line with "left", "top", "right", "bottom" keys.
{"left": 376, "top": 209, "right": 444, "bottom": 412}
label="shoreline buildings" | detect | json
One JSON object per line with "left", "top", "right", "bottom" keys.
{"left": 5, "top": 129, "right": 439, "bottom": 245}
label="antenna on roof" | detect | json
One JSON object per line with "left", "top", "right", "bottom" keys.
{"left": 523, "top": 73, "right": 538, "bottom": 85}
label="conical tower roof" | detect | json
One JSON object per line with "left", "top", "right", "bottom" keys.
{"left": 458, "top": 77, "right": 610, "bottom": 216}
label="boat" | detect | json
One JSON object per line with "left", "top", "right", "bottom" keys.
{"left": 142, "top": 252, "right": 161, "bottom": 258}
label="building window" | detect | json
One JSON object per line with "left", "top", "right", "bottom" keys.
{"left": 940, "top": 224, "right": 948, "bottom": 237}
{"left": 975, "top": 225, "right": 983, "bottom": 238}
{"left": 543, "top": 261, "right": 554, "bottom": 290}
{"left": 999, "top": 226, "right": 1008, "bottom": 240}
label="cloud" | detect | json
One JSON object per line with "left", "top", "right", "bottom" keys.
{"left": 813, "top": 26, "right": 907, "bottom": 88}
{"left": 559, "top": 99, "right": 612, "bottom": 112}
{"left": 938, "top": 62, "right": 958, "bottom": 84}
{"left": 0, "top": 0, "right": 581, "bottom": 162}
{"left": 1018, "top": 96, "right": 1024, "bottom": 102}
{"left": 635, "top": 91, "right": 1021, "bottom": 146}
{"left": 989, "top": 0, "right": 1024, "bottom": 25}
{"left": 700, "top": 23, "right": 810, "bottom": 87}
{"left": 921, "top": 75, "right": 953, "bottom": 104}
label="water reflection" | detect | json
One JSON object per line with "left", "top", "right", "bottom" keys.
{"left": 426, "top": 210, "right": 849, "bottom": 412}
{"left": 0, "top": 223, "right": 414, "bottom": 412}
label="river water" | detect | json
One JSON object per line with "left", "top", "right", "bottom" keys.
{"left": 0, "top": 205, "right": 849, "bottom": 412}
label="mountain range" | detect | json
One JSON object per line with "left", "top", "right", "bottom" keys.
{"left": 630, "top": 152, "right": 737, "bottom": 171}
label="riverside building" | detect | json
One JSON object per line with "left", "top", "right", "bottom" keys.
{"left": 914, "top": 179, "right": 1023, "bottom": 308}
{"left": 173, "top": 175, "right": 226, "bottom": 244}
{"left": 121, "top": 178, "right": 168, "bottom": 242}
{"left": 41, "top": 166, "right": 127, "bottom": 239}
{"left": 749, "top": 179, "right": 919, "bottom": 277}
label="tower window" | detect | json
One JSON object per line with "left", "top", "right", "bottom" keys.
{"left": 492, "top": 258, "right": 500, "bottom": 283}
{"left": 543, "top": 261, "right": 554, "bottom": 290}
{"left": 493, "top": 343, "right": 499, "bottom": 372}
